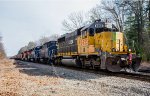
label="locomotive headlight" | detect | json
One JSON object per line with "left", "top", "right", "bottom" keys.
{"left": 129, "top": 49, "right": 131, "bottom": 52}
{"left": 112, "top": 48, "right": 116, "bottom": 52}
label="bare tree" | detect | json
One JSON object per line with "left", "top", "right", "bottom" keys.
{"left": 100, "top": 0, "right": 125, "bottom": 31}
{"left": 18, "top": 34, "right": 60, "bottom": 54}
{"left": 18, "top": 46, "right": 28, "bottom": 54}
{"left": 39, "top": 36, "right": 50, "bottom": 45}
{"left": 143, "top": 32, "right": 150, "bottom": 60}
{"left": 38, "top": 34, "right": 60, "bottom": 46}
{"left": 147, "top": 0, "right": 150, "bottom": 38}
{"left": 88, "top": 6, "right": 102, "bottom": 23}
{"left": 27, "top": 41, "right": 36, "bottom": 50}
{"left": 18, "top": 42, "right": 36, "bottom": 54}
{"left": 49, "top": 34, "right": 60, "bottom": 41}
{"left": 62, "top": 12, "right": 85, "bottom": 32}
{"left": 0, "top": 35, "right": 6, "bottom": 58}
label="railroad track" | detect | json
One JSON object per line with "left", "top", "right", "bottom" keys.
{"left": 59, "top": 65, "right": 150, "bottom": 83}
{"left": 16, "top": 60, "right": 150, "bottom": 83}
{"left": 111, "top": 72, "right": 150, "bottom": 83}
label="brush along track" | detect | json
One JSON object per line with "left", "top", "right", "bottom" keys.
{"left": 16, "top": 60, "right": 150, "bottom": 83}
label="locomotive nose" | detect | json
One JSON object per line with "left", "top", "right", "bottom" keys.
{"left": 106, "top": 56, "right": 142, "bottom": 72}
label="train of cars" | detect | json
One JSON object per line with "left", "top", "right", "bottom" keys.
{"left": 13, "top": 19, "right": 141, "bottom": 72}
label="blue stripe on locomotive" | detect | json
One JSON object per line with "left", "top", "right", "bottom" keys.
{"left": 34, "top": 46, "right": 42, "bottom": 58}
{"left": 47, "top": 41, "right": 57, "bottom": 58}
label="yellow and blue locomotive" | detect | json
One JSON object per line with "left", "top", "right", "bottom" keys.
{"left": 56, "top": 19, "right": 141, "bottom": 72}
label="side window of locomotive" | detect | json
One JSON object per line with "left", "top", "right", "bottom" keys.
{"left": 95, "top": 23, "right": 104, "bottom": 33}
{"left": 89, "top": 28, "right": 94, "bottom": 36}
{"left": 95, "top": 24, "right": 103, "bottom": 28}
{"left": 82, "top": 30, "right": 87, "bottom": 38}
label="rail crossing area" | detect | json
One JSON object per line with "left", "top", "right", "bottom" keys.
{"left": 0, "top": 59, "right": 150, "bottom": 96}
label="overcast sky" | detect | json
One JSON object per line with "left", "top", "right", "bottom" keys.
{"left": 0, "top": 0, "right": 100, "bottom": 56}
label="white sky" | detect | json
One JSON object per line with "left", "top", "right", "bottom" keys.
{"left": 0, "top": 0, "right": 100, "bottom": 56}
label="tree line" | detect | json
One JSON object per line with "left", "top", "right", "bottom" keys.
{"left": 18, "top": 34, "right": 59, "bottom": 54}
{"left": 0, "top": 35, "right": 6, "bottom": 58}
{"left": 62, "top": 0, "right": 150, "bottom": 61}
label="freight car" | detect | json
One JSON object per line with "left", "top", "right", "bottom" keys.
{"left": 14, "top": 19, "right": 141, "bottom": 72}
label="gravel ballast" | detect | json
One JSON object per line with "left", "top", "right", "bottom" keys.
{"left": 0, "top": 59, "right": 150, "bottom": 96}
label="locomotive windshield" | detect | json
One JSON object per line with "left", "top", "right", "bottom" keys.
{"left": 95, "top": 23, "right": 118, "bottom": 33}
{"left": 89, "top": 28, "right": 94, "bottom": 36}
{"left": 80, "top": 20, "right": 120, "bottom": 36}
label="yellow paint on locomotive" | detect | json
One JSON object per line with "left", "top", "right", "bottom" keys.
{"left": 77, "top": 31, "right": 96, "bottom": 55}
{"left": 58, "top": 31, "right": 129, "bottom": 56}
{"left": 95, "top": 32, "right": 124, "bottom": 52}
{"left": 77, "top": 31, "right": 129, "bottom": 55}
{"left": 57, "top": 52, "right": 78, "bottom": 56}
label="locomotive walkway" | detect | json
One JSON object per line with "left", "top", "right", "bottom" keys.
{"left": 0, "top": 59, "right": 150, "bottom": 96}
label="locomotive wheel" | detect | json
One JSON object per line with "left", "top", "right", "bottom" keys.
{"left": 81, "top": 59, "right": 86, "bottom": 68}
{"left": 90, "top": 58, "right": 100, "bottom": 70}
{"left": 106, "top": 57, "right": 122, "bottom": 72}
{"left": 53, "top": 58, "right": 58, "bottom": 65}
{"left": 57, "top": 58, "right": 62, "bottom": 65}
{"left": 93, "top": 58, "right": 101, "bottom": 70}
{"left": 76, "top": 59, "right": 82, "bottom": 67}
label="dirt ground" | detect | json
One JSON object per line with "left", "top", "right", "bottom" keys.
{"left": 0, "top": 59, "right": 150, "bottom": 96}
{"left": 0, "top": 59, "right": 61, "bottom": 96}
{"left": 139, "top": 62, "right": 150, "bottom": 72}
{"left": 141, "top": 62, "right": 150, "bottom": 68}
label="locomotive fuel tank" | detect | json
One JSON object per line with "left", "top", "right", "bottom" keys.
{"left": 61, "top": 58, "right": 77, "bottom": 66}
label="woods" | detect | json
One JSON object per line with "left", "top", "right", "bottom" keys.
{"left": 0, "top": 35, "right": 6, "bottom": 58}
{"left": 123, "top": 0, "right": 150, "bottom": 61}
{"left": 62, "top": 0, "right": 150, "bottom": 61}
{"left": 18, "top": 34, "right": 59, "bottom": 54}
